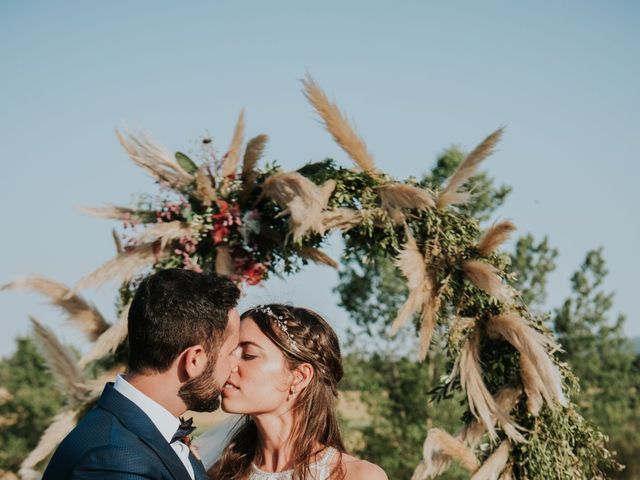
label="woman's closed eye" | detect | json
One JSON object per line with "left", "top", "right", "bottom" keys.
{"left": 241, "top": 352, "right": 257, "bottom": 360}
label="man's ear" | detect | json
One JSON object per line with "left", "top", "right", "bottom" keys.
{"left": 292, "top": 363, "right": 314, "bottom": 391}
{"left": 182, "top": 344, "right": 208, "bottom": 379}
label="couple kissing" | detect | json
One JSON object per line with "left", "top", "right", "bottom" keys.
{"left": 42, "top": 268, "right": 387, "bottom": 480}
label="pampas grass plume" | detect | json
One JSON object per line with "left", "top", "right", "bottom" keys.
{"left": 2, "top": 276, "right": 108, "bottom": 341}
{"left": 487, "top": 315, "right": 567, "bottom": 410}
{"left": 437, "top": 128, "right": 504, "bottom": 208}
{"left": 478, "top": 221, "right": 516, "bottom": 256}
{"left": 116, "top": 129, "right": 193, "bottom": 187}
{"left": 30, "top": 317, "right": 87, "bottom": 401}
{"left": 79, "top": 302, "right": 131, "bottom": 367}
{"left": 302, "top": 74, "right": 376, "bottom": 172}
{"left": 420, "top": 428, "right": 480, "bottom": 478}
{"left": 74, "top": 243, "right": 166, "bottom": 293}
{"left": 463, "top": 260, "right": 514, "bottom": 305}
{"left": 78, "top": 205, "right": 142, "bottom": 221}
{"left": 221, "top": 109, "right": 245, "bottom": 177}
{"left": 322, "top": 208, "right": 362, "bottom": 232}
{"left": 378, "top": 184, "right": 435, "bottom": 210}
{"left": 20, "top": 409, "right": 80, "bottom": 478}
{"left": 242, "top": 134, "right": 269, "bottom": 180}
{"left": 300, "top": 247, "right": 338, "bottom": 269}
{"left": 470, "top": 441, "right": 511, "bottom": 480}
{"left": 136, "top": 221, "right": 192, "bottom": 249}
{"left": 390, "top": 230, "right": 428, "bottom": 335}
{"left": 195, "top": 165, "right": 217, "bottom": 207}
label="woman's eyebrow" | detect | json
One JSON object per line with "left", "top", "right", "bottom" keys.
{"left": 238, "top": 340, "right": 265, "bottom": 350}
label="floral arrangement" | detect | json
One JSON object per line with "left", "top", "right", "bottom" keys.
{"left": 2, "top": 76, "right": 618, "bottom": 479}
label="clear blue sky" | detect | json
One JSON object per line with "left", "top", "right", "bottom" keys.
{"left": 1, "top": 1, "right": 639, "bottom": 356}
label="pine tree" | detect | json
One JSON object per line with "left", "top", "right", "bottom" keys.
{"left": 0, "top": 337, "right": 64, "bottom": 474}
{"left": 553, "top": 249, "right": 640, "bottom": 479}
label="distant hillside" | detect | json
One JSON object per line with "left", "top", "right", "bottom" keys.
{"left": 633, "top": 336, "right": 640, "bottom": 354}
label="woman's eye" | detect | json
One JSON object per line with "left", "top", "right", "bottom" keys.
{"left": 241, "top": 353, "right": 257, "bottom": 360}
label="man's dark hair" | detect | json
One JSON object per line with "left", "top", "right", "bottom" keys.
{"left": 127, "top": 268, "right": 240, "bottom": 373}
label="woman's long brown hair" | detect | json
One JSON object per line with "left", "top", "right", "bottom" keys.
{"left": 208, "top": 305, "right": 346, "bottom": 480}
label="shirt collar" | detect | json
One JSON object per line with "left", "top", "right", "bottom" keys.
{"left": 113, "top": 374, "right": 180, "bottom": 443}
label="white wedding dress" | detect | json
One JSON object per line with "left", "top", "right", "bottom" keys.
{"left": 194, "top": 415, "right": 338, "bottom": 480}
{"left": 247, "top": 447, "right": 337, "bottom": 480}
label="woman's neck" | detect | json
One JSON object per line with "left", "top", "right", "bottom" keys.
{"left": 252, "top": 412, "right": 296, "bottom": 472}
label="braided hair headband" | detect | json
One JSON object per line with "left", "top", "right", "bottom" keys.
{"left": 254, "top": 305, "right": 298, "bottom": 349}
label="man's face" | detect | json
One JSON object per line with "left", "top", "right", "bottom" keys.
{"left": 213, "top": 308, "right": 241, "bottom": 387}
{"left": 177, "top": 308, "right": 240, "bottom": 412}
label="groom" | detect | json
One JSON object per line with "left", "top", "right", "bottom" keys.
{"left": 42, "top": 268, "right": 241, "bottom": 480}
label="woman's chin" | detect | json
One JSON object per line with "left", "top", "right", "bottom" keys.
{"left": 221, "top": 397, "right": 243, "bottom": 414}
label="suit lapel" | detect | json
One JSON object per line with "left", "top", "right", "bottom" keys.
{"left": 189, "top": 452, "right": 209, "bottom": 480}
{"left": 97, "top": 383, "right": 192, "bottom": 480}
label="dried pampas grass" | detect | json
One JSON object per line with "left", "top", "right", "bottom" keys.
{"left": 79, "top": 302, "right": 131, "bottom": 367}
{"left": 418, "top": 292, "right": 439, "bottom": 361}
{"left": 470, "top": 441, "right": 511, "bottom": 480}
{"left": 112, "top": 228, "right": 123, "bottom": 253}
{"left": 378, "top": 184, "right": 435, "bottom": 210}
{"left": 519, "top": 354, "right": 545, "bottom": 416}
{"left": 215, "top": 246, "right": 234, "bottom": 276}
{"left": 78, "top": 205, "right": 150, "bottom": 221}
{"left": 195, "top": 165, "right": 217, "bottom": 207}
{"left": 30, "top": 317, "right": 87, "bottom": 401}
{"left": 302, "top": 75, "right": 376, "bottom": 173}
{"left": 116, "top": 129, "right": 193, "bottom": 188}
{"left": 411, "top": 462, "right": 429, "bottom": 480}
{"left": 74, "top": 242, "right": 167, "bottom": 292}
{"left": 262, "top": 172, "right": 335, "bottom": 241}
{"left": 1, "top": 276, "right": 108, "bottom": 341}
{"left": 299, "top": 247, "right": 338, "bottom": 269}
{"left": 242, "top": 134, "right": 269, "bottom": 182}
{"left": 437, "top": 128, "right": 504, "bottom": 208}
{"left": 477, "top": 221, "right": 516, "bottom": 256}
{"left": 136, "top": 221, "right": 192, "bottom": 248}
{"left": 221, "top": 109, "right": 245, "bottom": 177}
{"left": 19, "top": 409, "right": 80, "bottom": 479}
{"left": 84, "top": 365, "right": 127, "bottom": 395}
{"left": 390, "top": 230, "right": 429, "bottom": 335}
{"left": 463, "top": 260, "right": 514, "bottom": 305}
{"left": 458, "top": 386, "right": 522, "bottom": 446}
{"left": 460, "top": 331, "right": 524, "bottom": 443}
{"left": 486, "top": 315, "right": 567, "bottom": 411}
{"left": 499, "top": 465, "right": 514, "bottom": 480}
{"left": 417, "top": 428, "right": 480, "bottom": 479}
{"left": 322, "top": 208, "right": 362, "bottom": 232}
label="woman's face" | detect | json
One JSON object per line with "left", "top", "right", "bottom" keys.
{"left": 221, "top": 317, "right": 292, "bottom": 415}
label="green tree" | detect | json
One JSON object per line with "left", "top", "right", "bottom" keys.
{"left": 0, "top": 337, "right": 64, "bottom": 473}
{"left": 509, "top": 234, "right": 558, "bottom": 308}
{"left": 553, "top": 249, "right": 640, "bottom": 479}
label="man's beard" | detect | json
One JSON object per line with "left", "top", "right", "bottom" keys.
{"left": 178, "top": 353, "right": 221, "bottom": 412}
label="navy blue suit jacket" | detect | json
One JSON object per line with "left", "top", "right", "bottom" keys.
{"left": 42, "top": 383, "right": 209, "bottom": 480}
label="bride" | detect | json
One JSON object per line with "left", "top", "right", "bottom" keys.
{"left": 205, "top": 304, "right": 387, "bottom": 480}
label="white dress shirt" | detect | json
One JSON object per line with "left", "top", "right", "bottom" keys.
{"left": 114, "top": 374, "right": 195, "bottom": 479}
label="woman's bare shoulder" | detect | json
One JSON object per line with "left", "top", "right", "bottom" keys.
{"left": 339, "top": 452, "right": 388, "bottom": 480}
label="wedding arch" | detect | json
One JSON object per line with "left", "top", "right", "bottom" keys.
{"left": 4, "top": 76, "right": 616, "bottom": 479}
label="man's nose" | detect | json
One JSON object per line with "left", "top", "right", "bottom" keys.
{"left": 230, "top": 350, "right": 240, "bottom": 371}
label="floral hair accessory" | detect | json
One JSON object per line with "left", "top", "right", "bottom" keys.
{"left": 255, "top": 305, "right": 297, "bottom": 349}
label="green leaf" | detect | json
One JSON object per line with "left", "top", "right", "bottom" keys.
{"left": 175, "top": 151, "right": 198, "bottom": 175}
